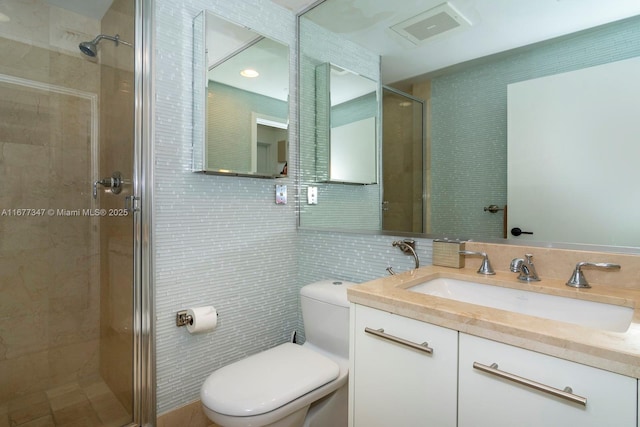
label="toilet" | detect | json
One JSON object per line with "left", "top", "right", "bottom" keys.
{"left": 201, "top": 280, "right": 355, "bottom": 427}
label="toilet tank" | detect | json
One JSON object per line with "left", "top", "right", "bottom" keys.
{"left": 301, "top": 280, "right": 356, "bottom": 359}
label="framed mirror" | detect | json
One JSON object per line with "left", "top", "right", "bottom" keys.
{"left": 193, "top": 10, "right": 289, "bottom": 178}
{"left": 298, "top": 0, "right": 640, "bottom": 251}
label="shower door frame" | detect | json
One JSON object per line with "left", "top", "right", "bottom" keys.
{"left": 133, "top": 0, "right": 155, "bottom": 425}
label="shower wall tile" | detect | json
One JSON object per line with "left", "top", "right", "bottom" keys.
{"left": 154, "top": 0, "right": 298, "bottom": 415}
{"left": 0, "top": 28, "right": 101, "bottom": 404}
{"left": 0, "top": 350, "right": 49, "bottom": 402}
{"left": 0, "top": 1, "right": 101, "bottom": 60}
{"left": 0, "top": 39, "right": 51, "bottom": 84}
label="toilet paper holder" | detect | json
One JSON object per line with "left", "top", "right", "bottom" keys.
{"left": 176, "top": 310, "right": 193, "bottom": 327}
{"left": 176, "top": 309, "right": 219, "bottom": 327}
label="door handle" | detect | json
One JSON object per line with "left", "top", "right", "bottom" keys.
{"left": 93, "top": 171, "right": 124, "bottom": 199}
{"left": 511, "top": 227, "right": 533, "bottom": 236}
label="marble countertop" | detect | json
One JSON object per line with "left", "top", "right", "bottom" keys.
{"left": 347, "top": 266, "right": 640, "bottom": 378}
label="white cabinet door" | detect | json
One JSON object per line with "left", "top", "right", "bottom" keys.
{"left": 351, "top": 304, "right": 458, "bottom": 427}
{"left": 458, "top": 333, "right": 637, "bottom": 427}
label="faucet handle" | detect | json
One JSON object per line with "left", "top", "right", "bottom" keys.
{"left": 509, "top": 258, "right": 523, "bottom": 273}
{"left": 566, "top": 262, "right": 621, "bottom": 288}
{"left": 510, "top": 253, "right": 541, "bottom": 282}
{"left": 459, "top": 251, "right": 495, "bottom": 275}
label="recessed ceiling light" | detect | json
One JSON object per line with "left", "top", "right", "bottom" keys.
{"left": 0, "top": 12, "right": 10, "bottom": 22}
{"left": 240, "top": 69, "right": 259, "bottom": 78}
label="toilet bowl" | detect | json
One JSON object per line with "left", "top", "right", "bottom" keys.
{"left": 201, "top": 280, "right": 355, "bottom": 427}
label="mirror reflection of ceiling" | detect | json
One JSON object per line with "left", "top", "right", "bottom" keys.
{"left": 297, "top": 0, "right": 640, "bottom": 83}
{"left": 329, "top": 65, "right": 376, "bottom": 105}
{"left": 208, "top": 37, "right": 289, "bottom": 102}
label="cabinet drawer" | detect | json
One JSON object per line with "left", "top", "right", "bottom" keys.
{"left": 351, "top": 304, "right": 458, "bottom": 427}
{"left": 459, "top": 333, "right": 637, "bottom": 427}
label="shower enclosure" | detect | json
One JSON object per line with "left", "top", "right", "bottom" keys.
{"left": 0, "top": 0, "right": 151, "bottom": 425}
{"left": 382, "top": 86, "right": 426, "bottom": 233}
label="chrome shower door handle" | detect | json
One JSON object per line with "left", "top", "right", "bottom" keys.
{"left": 93, "top": 171, "right": 123, "bottom": 199}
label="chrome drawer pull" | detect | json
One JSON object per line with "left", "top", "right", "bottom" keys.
{"left": 473, "top": 362, "right": 587, "bottom": 406}
{"left": 364, "top": 327, "right": 433, "bottom": 354}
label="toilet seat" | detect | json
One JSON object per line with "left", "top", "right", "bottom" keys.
{"left": 201, "top": 343, "right": 340, "bottom": 417}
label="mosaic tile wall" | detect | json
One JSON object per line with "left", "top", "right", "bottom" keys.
{"left": 430, "top": 15, "right": 640, "bottom": 240}
{"left": 154, "top": 0, "right": 297, "bottom": 414}
{"left": 295, "top": 229, "right": 434, "bottom": 343}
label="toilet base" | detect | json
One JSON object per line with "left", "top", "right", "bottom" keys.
{"left": 204, "top": 405, "right": 309, "bottom": 427}
{"left": 303, "top": 382, "right": 348, "bottom": 427}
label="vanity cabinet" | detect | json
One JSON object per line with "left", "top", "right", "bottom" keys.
{"left": 350, "top": 304, "right": 638, "bottom": 427}
{"left": 350, "top": 304, "right": 458, "bottom": 427}
{"left": 458, "top": 333, "right": 637, "bottom": 426}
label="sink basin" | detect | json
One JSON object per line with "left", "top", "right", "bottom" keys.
{"left": 409, "top": 277, "right": 633, "bottom": 332}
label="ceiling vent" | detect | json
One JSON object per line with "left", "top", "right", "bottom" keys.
{"left": 390, "top": 2, "right": 471, "bottom": 45}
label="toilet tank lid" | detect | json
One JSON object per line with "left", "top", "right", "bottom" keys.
{"left": 300, "top": 280, "right": 357, "bottom": 308}
{"left": 200, "top": 343, "right": 339, "bottom": 417}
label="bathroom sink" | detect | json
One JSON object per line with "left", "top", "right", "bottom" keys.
{"left": 408, "top": 277, "right": 633, "bottom": 332}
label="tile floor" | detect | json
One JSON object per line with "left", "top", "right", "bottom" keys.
{"left": 0, "top": 377, "right": 130, "bottom": 427}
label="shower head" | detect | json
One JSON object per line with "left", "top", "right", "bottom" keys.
{"left": 78, "top": 34, "right": 132, "bottom": 57}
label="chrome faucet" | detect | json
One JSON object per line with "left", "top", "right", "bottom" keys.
{"left": 510, "top": 254, "right": 540, "bottom": 282}
{"left": 392, "top": 239, "right": 419, "bottom": 270}
{"left": 566, "top": 262, "right": 621, "bottom": 288}
{"left": 459, "top": 251, "right": 495, "bottom": 275}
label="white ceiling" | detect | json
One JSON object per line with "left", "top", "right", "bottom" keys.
{"left": 297, "top": 0, "right": 640, "bottom": 84}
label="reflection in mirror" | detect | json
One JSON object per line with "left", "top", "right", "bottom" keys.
{"left": 315, "top": 63, "right": 378, "bottom": 184}
{"left": 298, "top": 14, "right": 381, "bottom": 230}
{"left": 382, "top": 87, "right": 425, "bottom": 233}
{"left": 254, "top": 114, "right": 288, "bottom": 175}
{"left": 193, "top": 10, "right": 289, "bottom": 177}
{"left": 506, "top": 56, "right": 640, "bottom": 247}
{"left": 298, "top": 0, "right": 640, "bottom": 251}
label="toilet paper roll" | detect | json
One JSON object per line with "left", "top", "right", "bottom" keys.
{"left": 186, "top": 306, "right": 218, "bottom": 334}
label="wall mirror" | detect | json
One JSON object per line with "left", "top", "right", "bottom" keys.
{"left": 315, "top": 63, "right": 378, "bottom": 184}
{"left": 193, "top": 10, "right": 289, "bottom": 178}
{"left": 298, "top": 0, "right": 640, "bottom": 252}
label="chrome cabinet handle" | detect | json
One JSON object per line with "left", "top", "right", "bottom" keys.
{"left": 473, "top": 362, "right": 587, "bottom": 406}
{"left": 364, "top": 327, "right": 433, "bottom": 354}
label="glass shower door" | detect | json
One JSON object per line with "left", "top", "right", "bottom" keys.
{"left": 0, "top": 1, "right": 136, "bottom": 425}
{"left": 382, "top": 86, "right": 426, "bottom": 233}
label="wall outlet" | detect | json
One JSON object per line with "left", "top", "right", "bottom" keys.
{"left": 276, "top": 185, "right": 287, "bottom": 205}
{"left": 307, "top": 186, "right": 318, "bottom": 204}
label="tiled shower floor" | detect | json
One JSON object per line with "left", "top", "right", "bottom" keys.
{"left": 0, "top": 377, "right": 130, "bottom": 427}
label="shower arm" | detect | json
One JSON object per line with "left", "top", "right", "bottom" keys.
{"left": 93, "top": 34, "right": 132, "bottom": 47}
